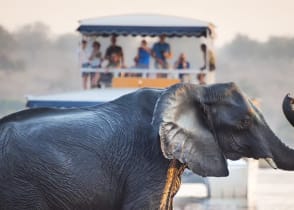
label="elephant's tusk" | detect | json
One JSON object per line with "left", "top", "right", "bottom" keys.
{"left": 265, "top": 158, "right": 278, "bottom": 169}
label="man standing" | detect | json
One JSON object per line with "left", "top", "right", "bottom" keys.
{"left": 104, "top": 35, "right": 125, "bottom": 68}
{"left": 102, "top": 35, "right": 124, "bottom": 86}
{"left": 200, "top": 43, "right": 216, "bottom": 83}
{"left": 200, "top": 43, "right": 215, "bottom": 71}
{"left": 152, "top": 35, "right": 172, "bottom": 71}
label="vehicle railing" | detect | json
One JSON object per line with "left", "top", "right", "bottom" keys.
{"left": 80, "top": 67, "right": 203, "bottom": 78}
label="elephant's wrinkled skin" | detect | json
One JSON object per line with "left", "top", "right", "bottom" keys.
{"left": 1, "top": 83, "right": 294, "bottom": 210}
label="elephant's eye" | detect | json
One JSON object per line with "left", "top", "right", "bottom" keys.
{"left": 238, "top": 118, "right": 252, "bottom": 129}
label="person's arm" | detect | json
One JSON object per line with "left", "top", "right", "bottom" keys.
{"left": 98, "top": 51, "right": 103, "bottom": 67}
{"left": 163, "top": 44, "right": 172, "bottom": 59}
{"left": 120, "top": 47, "right": 125, "bottom": 67}
{"left": 104, "top": 47, "right": 110, "bottom": 60}
{"left": 136, "top": 48, "right": 141, "bottom": 61}
{"left": 143, "top": 46, "right": 151, "bottom": 54}
{"left": 151, "top": 45, "right": 156, "bottom": 58}
{"left": 200, "top": 51, "right": 207, "bottom": 70}
{"left": 187, "top": 62, "right": 190, "bottom": 69}
{"left": 78, "top": 50, "right": 86, "bottom": 67}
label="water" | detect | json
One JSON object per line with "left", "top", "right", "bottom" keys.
{"left": 174, "top": 169, "right": 294, "bottom": 210}
{"left": 0, "top": 100, "right": 24, "bottom": 117}
{"left": 174, "top": 198, "right": 250, "bottom": 210}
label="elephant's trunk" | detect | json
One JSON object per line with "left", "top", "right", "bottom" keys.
{"left": 282, "top": 94, "right": 294, "bottom": 127}
{"left": 268, "top": 130, "right": 294, "bottom": 170}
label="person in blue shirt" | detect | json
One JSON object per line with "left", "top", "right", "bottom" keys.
{"left": 174, "top": 53, "right": 190, "bottom": 82}
{"left": 152, "top": 35, "right": 172, "bottom": 70}
{"left": 136, "top": 39, "right": 151, "bottom": 69}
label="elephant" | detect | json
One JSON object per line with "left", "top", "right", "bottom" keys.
{"left": 283, "top": 94, "right": 294, "bottom": 127}
{"left": 1, "top": 82, "right": 294, "bottom": 210}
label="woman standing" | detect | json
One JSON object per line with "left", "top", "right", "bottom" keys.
{"left": 78, "top": 40, "right": 91, "bottom": 89}
{"left": 174, "top": 53, "right": 190, "bottom": 82}
{"left": 136, "top": 39, "right": 151, "bottom": 69}
{"left": 89, "top": 41, "right": 103, "bottom": 88}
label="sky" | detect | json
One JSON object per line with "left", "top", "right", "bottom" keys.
{"left": 1, "top": 0, "right": 294, "bottom": 46}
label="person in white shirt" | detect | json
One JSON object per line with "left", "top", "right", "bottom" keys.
{"left": 78, "top": 39, "right": 91, "bottom": 89}
{"left": 89, "top": 41, "right": 103, "bottom": 88}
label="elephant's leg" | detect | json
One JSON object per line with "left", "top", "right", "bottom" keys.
{"left": 121, "top": 193, "right": 162, "bottom": 210}
{"left": 121, "top": 160, "right": 186, "bottom": 210}
{"left": 120, "top": 177, "right": 166, "bottom": 210}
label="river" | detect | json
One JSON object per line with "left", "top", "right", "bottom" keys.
{"left": 174, "top": 169, "right": 294, "bottom": 210}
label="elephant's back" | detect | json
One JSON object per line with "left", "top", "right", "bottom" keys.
{"left": 0, "top": 108, "right": 126, "bottom": 209}
{"left": 0, "top": 89, "right": 162, "bottom": 209}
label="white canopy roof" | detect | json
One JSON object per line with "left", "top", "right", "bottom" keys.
{"left": 77, "top": 14, "right": 213, "bottom": 37}
{"left": 79, "top": 14, "right": 210, "bottom": 27}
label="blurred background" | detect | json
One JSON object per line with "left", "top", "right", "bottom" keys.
{"left": 1, "top": 0, "right": 294, "bottom": 209}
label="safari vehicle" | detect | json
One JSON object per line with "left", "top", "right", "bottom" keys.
{"left": 26, "top": 14, "right": 214, "bottom": 108}
{"left": 25, "top": 14, "right": 256, "bottom": 203}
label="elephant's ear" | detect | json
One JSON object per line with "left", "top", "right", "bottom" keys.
{"left": 152, "top": 83, "right": 228, "bottom": 177}
{"left": 283, "top": 94, "right": 294, "bottom": 127}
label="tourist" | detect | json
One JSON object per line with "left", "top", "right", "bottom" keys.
{"left": 78, "top": 39, "right": 91, "bottom": 89}
{"left": 89, "top": 41, "right": 103, "bottom": 88}
{"left": 200, "top": 43, "right": 216, "bottom": 83}
{"left": 136, "top": 39, "right": 151, "bottom": 69}
{"left": 174, "top": 53, "right": 190, "bottom": 81}
{"left": 152, "top": 35, "right": 172, "bottom": 77}
{"left": 105, "top": 35, "right": 125, "bottom": 68}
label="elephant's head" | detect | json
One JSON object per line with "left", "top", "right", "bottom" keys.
{"left": 152, "top": 82, "right": 294, "bottom": 177}
{"left": 283, "top": 94, "right": 294, "bottom": 127}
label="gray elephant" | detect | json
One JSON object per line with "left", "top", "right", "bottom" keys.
{"left": 1, "top": 82, "right": 294, "bottom": 210}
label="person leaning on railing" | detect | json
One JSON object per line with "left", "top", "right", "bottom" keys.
{"left": 104, "top": 35, "right": 125, "bottom": 68}
{"left": 151, "top": 35, "right": 172, "bottom": 78}
{"left": 89, "top": 41, "right": 103, "bottom": 88}
{"left": 92, "top": 35, "right": 124, "bottom": 88}
{"left": 174, "top": 53, "right": 190, "bottom": 82}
